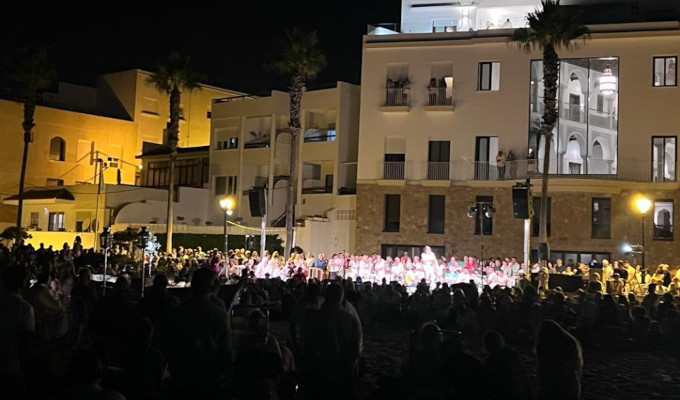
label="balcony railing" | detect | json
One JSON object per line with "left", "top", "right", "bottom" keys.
{"left": 426, "top": 162, "right": 450, "bottom": 180}
{"left": 383, "top": 88, "right": 410, "bottom": 107}
{"left": 372, "top": 159, "right": 673, "bottom": 183}
{"left": 559, "top": 105, "right": 618, "bottom": 130}
{"left": 426, "top": 87, "right": 453, "bottom": 106}
{"left": 382, "top": 161, "right": 405, "bottom": 180}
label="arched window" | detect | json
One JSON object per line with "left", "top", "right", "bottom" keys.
{"left": 49, "top": 137, "right": 66, "bottom": 161}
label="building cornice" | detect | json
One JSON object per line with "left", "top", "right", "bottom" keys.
{"left": 364, "top": 21, "right": 680, "bottom": 49}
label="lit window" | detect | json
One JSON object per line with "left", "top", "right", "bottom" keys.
{"left": 653, "top": 56, "right": 676, "bottom": 87}
{"left": 478, "top": 62, "right": 501, "bottom": 91}
{"left": 653, "top": 200, "right": 673, "bottom": 240}
{"left": 48, "top": 212, "right": 65, "bottom": 231}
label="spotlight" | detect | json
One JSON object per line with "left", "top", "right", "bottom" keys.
{"left": 484, "top": 205, "right": 496, "bottom": 218}
{"left": 467, "top": 206, "right": 477, "bottom": 218}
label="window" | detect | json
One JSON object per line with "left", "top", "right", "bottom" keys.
{"left": 591, "top": 198, "right": 611, "bottom": 239}
{"left": 49, "top": 137, "right": 66, "bottom": 161}
{"left": 48, "top": 212, "right": 65, "bottom": 231}
{"left": 652, "top": 136, "right": 676, "bottom": 182}
{"left": 428, "top": 141, "right": 450, "bottom": 180}
{"left": 428, "top": 195, "right": 445, "bottom": 234}
{"left": 206, "top": 111, "right": 212, "bottom": 119}
{"left": 47, "top": 178, "right": 64, "bottom": 186}
{"left": 384, "top": 194, "right": 401, "bottom": 232}
{"left": 217, "top": 137, "right": 239, "bottom": 150}
{"left": 478, "top": 62, "right": 500, "bottom": 91}
{"left": 474, "top": 196, "right": 494, "bottom": 235}
{"left": 654, "top": 200, "right": 673, "bottom": 240}
{"left": 215, "top": 175, "right": 238, "bottom": 196}
{"left": 653, "top": 56, "right": 677, "bottom": 87}
{"left": 29, "top": 212, "right": 39, "bottom": 228}
{"left": 531, "top": 197, "right": 551, "bottom": 237}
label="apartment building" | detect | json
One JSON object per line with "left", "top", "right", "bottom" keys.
{"left": 0, "top": 69, "right": 245, "bottom": 228}
{"left": 208, "top": 82, "right": 360, "bottom": 255}
{"left": 356, "top": 0, "right": 680, "bottom": 267}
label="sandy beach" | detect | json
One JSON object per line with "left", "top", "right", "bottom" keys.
{"left": 270, "top": 319, "right": 680, "bottom": 400}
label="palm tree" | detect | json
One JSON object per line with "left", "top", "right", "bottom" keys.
{"left": 510, "top": 0, "right": 589, "bottom": 264}
{"left": 269, "top": 28, "right": 327, "bottom": 260}
{"left": 146, "top": 52, "right": 202, "bottom": 252}
{"left": 9, "top": 45, "right": 56, "bottom": 228}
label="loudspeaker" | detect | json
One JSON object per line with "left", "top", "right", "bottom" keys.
{"left": 248, "top": 187, "right": 267, "bottom": 217}
{"left": 512, "top": 185, "right": 531, "bottom": 219}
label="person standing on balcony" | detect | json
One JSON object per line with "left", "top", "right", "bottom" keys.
{"left": 496, "top": 151, "right": 506, "bottom": 180}
{"left": 427, "top": 78, "right": 437, "bottom": 105}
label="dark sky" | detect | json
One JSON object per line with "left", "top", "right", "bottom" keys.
{"left": 2, "top": 1, "right": 401, "bottom": 96}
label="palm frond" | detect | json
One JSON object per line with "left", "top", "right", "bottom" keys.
{"left": 146, "top": 52, "right": 204, "bottom": 94}
{"left": 267, "top": 27, "right": 327, "bottom": 81}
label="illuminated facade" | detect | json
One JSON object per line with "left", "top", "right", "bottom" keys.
{"left": 0, "top": 69, "right": 245, "bottom": 228}
{"left": 208, "top": 82, "right": 361, "bottom": 255}
{"left": 355, "top": 0, "right": 680, "bottom": 266}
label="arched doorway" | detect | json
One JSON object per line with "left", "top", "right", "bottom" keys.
{"left": 591, "top": 140, "right": 605, "bottom": 174}
{"left": 564, "top": 135, "right": 583, "bottom": 174}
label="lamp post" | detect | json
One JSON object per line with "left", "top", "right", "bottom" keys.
{"left": 220, "top": 197, "right": 235, "bottom": 256}
{"left": 635, "top": 196, "right": 652, "bottom": 269}
{"left": 100, "top": 226, "right": 112, "bottom": 295}
{"left": 468, "top": 201, "right": 495, "bottom": 289}
{"left": 138, "top": 226, "right": 150, "bottom": 298}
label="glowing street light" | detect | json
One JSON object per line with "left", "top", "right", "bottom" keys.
{"left": 220, "top": 196, "right": 236, "bottom": 255}
{"left": 635, "top": 196, "right": 652, "bottom": 268}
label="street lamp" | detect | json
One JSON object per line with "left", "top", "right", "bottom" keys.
{"left": 468, "top": 201, "right": 495, "bottom": 289}
{"left": 138, "top": 226, "right": 150, "bottom": 298}
{"left": 635, "top": 196, "right": 652, "bottom": 269}
{"left": 220, "top": 196, "right": 235, "bottom": 256}
{"left": 100, "top": 226, "right": 113, "bottom": 294}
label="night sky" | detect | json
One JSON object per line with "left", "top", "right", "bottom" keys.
{"left": 1, "top": 1, "right": 401, "bottom": 96}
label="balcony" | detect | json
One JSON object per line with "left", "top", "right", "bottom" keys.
{"left": 382, "top": 161, "right": 406, "bottom": 180}
{"left": 457, "top": 159, "right": 670, "bottom": 183}
{"left": 371, "top": 159, "right": 675, "bottom": 183}
{"left": 381, "top": 88, "right": 410, "bottom": 111}
{"left": 559, "top": 105, "right": 617, "bottom": 130}
{"left": 304, "top": 128, "right": 336, "bottom": 143}
{"left": 426, "top": 162, "right": 450, "bottom": 180}
{"left": 424, "top": 87, "right": 454, "bottom": 111}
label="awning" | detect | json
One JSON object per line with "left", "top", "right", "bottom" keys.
{"left": 3, "top": 188, "right": 76, "bottom": 205}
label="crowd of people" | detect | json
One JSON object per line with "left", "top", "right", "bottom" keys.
{"left": 2, "top": 239, "right": 680, "bottom": 399}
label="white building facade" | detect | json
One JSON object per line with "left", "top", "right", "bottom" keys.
{"left": 208, "top": 82, "right": 361, "bottom": 256}
{"left": 356, "top": 0, "right": 680, "bottom": 267}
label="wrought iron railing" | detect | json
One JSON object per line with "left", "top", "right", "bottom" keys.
{"left": 372, "top": 159, "right": 672, "bottom": 183}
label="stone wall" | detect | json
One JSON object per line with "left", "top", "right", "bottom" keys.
{"left": 356, "top": 183, "right": 680, "bottom": 268}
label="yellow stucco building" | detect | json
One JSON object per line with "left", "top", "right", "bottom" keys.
{"left": 0, "top": 69, "right": 247, "bottom": 229}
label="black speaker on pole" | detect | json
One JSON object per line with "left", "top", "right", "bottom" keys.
{"left": 512, "top": 184, "right": 531, "bottom": 219}
{"left": 248, "top": 187, "right": 267, "bottom": 217}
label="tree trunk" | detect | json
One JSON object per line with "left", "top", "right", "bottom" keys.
{"left": 284, "top": 76, "right": 304, "bottom": 260}
{"left": 165, "top": 86, "right": 181, "bottom": 253}
{"left": 16, "top": 101, "right": 35, "bottom": 228}
{"left": 538, "top": 45, "right": 559, "bottom": 264}
{"left": 166, "top": 156, "right": 176, "bottom": 252}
